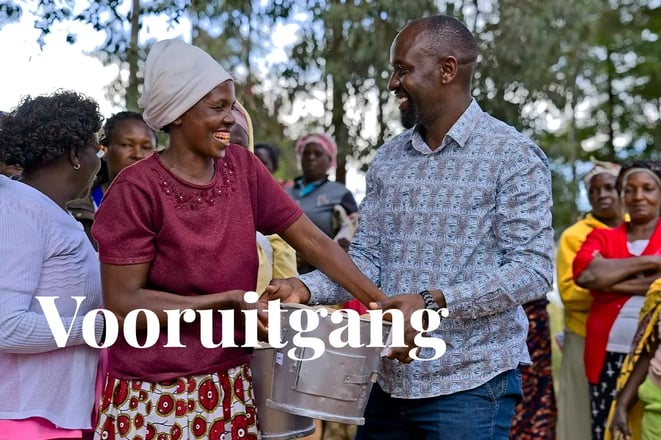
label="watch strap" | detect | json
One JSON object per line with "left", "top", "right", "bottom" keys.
{"left": 419, "top": 289, "right": 440, "bottom": 311}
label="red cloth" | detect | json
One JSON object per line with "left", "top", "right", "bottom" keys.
{"left": 93, "top": 147, "right": 302, "bottom": 381}
{"left": 341, "top": 299, "right": 368, "bottom": 315}
{"left": 573, "top": 223, "right": 661, "bottom": 383}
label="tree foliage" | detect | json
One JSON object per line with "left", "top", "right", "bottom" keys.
{"left": 10, "top": 0, "right": 188, "bottom": 110}
{"left": 437, "top": 0, "right": 660, "bottom": 236}
{"left": 0, "top": 0, "right": 21, "bottom": 25}
{"left": 3, "top": 0, "right": 659, "bottom": 233}
{"left": 280, "top": 0, "right": 439, "bottom": 181}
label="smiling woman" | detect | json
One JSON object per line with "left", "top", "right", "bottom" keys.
{"left": 89, "top": 39, "right": 307, "bottom": 440}
{"left": 89, "top": 38, "right": 389, "bottom": 440}
{"left": 573, "top": 160, "right": 661, "bottom": 440}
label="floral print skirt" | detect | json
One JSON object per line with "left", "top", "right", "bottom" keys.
{"left": 94, "top": 363, "right": 260, "bottom": 440}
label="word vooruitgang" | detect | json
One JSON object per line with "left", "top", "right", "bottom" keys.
{"left": 37, "top": 292, "right": 449, "bottom": 361}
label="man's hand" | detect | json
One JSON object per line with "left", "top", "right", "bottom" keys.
{"left": 263, "top": 277, "right": 312, "bottom": 304}
{"left": 369, "top": 293, "right": 427, "bottom": 364}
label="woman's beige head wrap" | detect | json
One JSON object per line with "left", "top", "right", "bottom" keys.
{"left": 138, "top": 39, "right": 233, "bottom": 131}
{"left": 582, "top": 158, "right": 621, "bottom": 188}
{"left": 233, "top": 101, "right": 254, "bottom": 151}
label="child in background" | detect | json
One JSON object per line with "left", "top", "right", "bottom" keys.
{"left": 639, "top": 320, "right": 661, "bottom": 438}
{"left": 609, "top": 279, "right": 661, "bottom": 440}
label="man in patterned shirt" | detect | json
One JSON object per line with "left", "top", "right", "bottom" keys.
{"left": 267, "top": 14, "right": 554, "bottom": 439}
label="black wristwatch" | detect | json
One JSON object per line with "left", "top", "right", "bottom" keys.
{"left": 419, "top": 289, "right": 440, "bottom": 312}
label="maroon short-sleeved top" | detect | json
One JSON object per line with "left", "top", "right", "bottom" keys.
{"left": 92, "top": 145, "right": 303, "bottom": 381}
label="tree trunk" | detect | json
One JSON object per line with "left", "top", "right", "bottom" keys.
{"left": 606, "top": 46, "right": 615, "bottom": 160}
{"left": 332, "top": 73, "right": 347, "bottom": 184}
{"left": 125, "top": 0, "right": 141, "bottom": 111}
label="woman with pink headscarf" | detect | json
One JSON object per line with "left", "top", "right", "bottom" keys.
{"left": 286, "top": 133, "right": 358, "bottom": 274}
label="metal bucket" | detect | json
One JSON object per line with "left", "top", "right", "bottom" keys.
{"left": 251, "top": 344, "right": 316, "bottom": 439}
{"left": 266, "top": 304, "right": 391, "bottom": 425}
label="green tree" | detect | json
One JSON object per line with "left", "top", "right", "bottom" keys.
{"left": 5, "top": 0, "right": 658, "bottom": 224}
{"left": 187, "top": 0, "right": 300, "bottom": 179}
{"left": 14, "top": 0, "right": 188, "bottom": 110}
{"left": 281, "top": 0, "right": 439, "bottom": 182}
{"left": 442, "top": 0, "right": 599, "bottom": 232}
{"left": 0, "top": 0, "right": 21, "bottom": 26}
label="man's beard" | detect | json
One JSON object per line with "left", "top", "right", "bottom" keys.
{"left": 400, "top": 97, "right": 417, "bottom": 129}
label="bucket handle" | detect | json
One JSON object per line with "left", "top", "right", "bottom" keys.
{"left": 343, "top": 371, "right": 378, "bottom": 385}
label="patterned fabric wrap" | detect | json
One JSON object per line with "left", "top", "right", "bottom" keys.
{"left": 94, "top": 364, "right": 260, "bottom": 440}
{"left": 604, "top": 280, "right": 661, "bottom": 440}
{"left": 510, "top": 300, "right": 557, "bottom": 439}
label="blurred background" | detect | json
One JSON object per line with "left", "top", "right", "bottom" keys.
{"left": 1, "top": 1, "right": 659, "bottom": 385}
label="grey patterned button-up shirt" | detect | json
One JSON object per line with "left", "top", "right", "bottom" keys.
{"left": 301, "top": 100, "right": 554, "bottom": 398}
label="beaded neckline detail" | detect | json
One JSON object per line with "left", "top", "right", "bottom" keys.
{"left": 153, "top": 158, "right": 237, "bottom": 211}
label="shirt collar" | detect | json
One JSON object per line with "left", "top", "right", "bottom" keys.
{"left": 410, "top": 99, "right": 482, "bottom": 154}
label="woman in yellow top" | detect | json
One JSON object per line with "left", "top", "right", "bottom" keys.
{"left": 556, "top": 161, "right": 622, "bottom": 440}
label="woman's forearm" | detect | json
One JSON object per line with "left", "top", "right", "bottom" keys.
{"left": 576, "top": 255, "right": 659, "bottom": 290}
{"left": 609, "top": 273, "right": 661, "bottom": 295}
{"left": 617, "top": 351, "right": 651, "bottom": 412}
{"left": 101, "top": 263, "right": 244, "bottom": 328}
{"left": 280, "top": 216, "right": 387, "bottom": 305}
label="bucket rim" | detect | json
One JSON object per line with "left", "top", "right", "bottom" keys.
{"left": 278, "top": 303, "right": 393, "bottom": 326}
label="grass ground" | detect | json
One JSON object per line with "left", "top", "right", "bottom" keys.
{"left": 548, "top": 300, "right": 564, "bottom": 394}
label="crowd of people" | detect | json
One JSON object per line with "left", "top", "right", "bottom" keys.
{"left": 0, "top": 12, "right": 659, "bottom": 440}
{"left": 557, "top": 159, "right": 661, "bottom": 440}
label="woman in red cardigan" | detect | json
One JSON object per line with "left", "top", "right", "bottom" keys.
{"left": 574, "top": 160, "right": 661, "bottom": 440}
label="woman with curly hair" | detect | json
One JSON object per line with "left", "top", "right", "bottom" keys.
{"left": 0, "top": 110, "right": 22, "bottom": 178}
{"left": 0, "top": 90, "right": 106, "bottom": 439}
{"left": 68, "top": 111, "right": 156, "bottom": 247}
